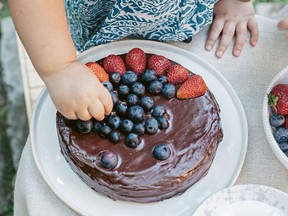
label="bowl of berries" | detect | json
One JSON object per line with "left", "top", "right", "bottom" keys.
{"left": 263, "top": 66, "right": 288, "bottom": 169}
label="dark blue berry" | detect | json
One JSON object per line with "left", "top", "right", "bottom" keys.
{"left": 270, "top": 113, "right": 285, "bottom": 128}
{"left": 125, "top": 133, "right": 141, "bottom": 148}
{"left": 110, "top": 91, "right": 119, "bottom": 106}
{"left": 76, "top": 120, "right": 93, "bottom": 133}
{"left": 106, "top": 114, "right": 121, "bottom": 129}
{"left": 115, "top": 101, "right": 128, "bottom": 117}
{"left": 99, "top": 125, "right": 112, "bottom": 137}
{"left": 139, "top": 96, "right": 154, "bottom": 111}
{"left": 131, "top": 82, "right": 146, "bottom": 96}
{"left": 158, "top": 76, "right": 167, "bottom": 85}
{"left": 126, "top": 94, "right": 139, "bottom": 106}
{"left": 133, "top": 123, "right": 145, "bottom": 135}
{"left": 110, "top": 72, "right": 121, "bottom": 85}
{"left": 157, "top": 116, "right": 169, "bottom": 129}
{"left": 100, "top": 151, "right": 118, "bottom": 169}
{"left": 162, "top": 84, "right": 176, "bottom": 99}
{"left": 92, "top": 121, "right": 103, "bottom": 133}
{"left": 102, "top": 81, "right": 113, "bottom": 91}
{"left": 149, "top": 80, "right": 163, "bottom": 95}
{"left": 145, "top": 118, "right": 159, "bottom": 134}
{"left": 274, "top": 127, "right": 288, "bottom": 143}
{"left": 141, "top": 69, "right": 158, "bottom": 84}
{"left": 109, "top": 131, "right": 121, "bottom": 143}
{"left": 279, "top": 142, "right": 288, "bottom": 152}
{"left": 153, "top": 144, "right": 171, "bottom": 160}
{"left": 127, "top": 105, "right": 145, "bottom": 123}
{"left": 120, "top": 119, "right": 134, "bottom": 133}
{"left": 151, "top": 105, "right": 166, "bottom": 117}
{"left": 121, "top": 71, "right": 138, "bottom": 86}
{"left": 118, "top": 84, "right": 130, "bottom": 98}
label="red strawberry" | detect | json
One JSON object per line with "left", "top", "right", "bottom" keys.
{"left": 125, "top": 48, "right": 146, "bottom": 75}
{"left": 86, "top": 62, "right": 109, "bottom": 82}
{"left": 166, "top": 64, "right": 189, "bottom": 84}
{"left": 103, "top": 54, "right": 126, "bottom": 75}
{"left": 176, "top": 75, "right": 207, "bottom": 99}
{"left": 148, "top": 54, "right": 171, "bottom": 76}
{"left": 268, "top": 84, "right": 288, "bottom": 115}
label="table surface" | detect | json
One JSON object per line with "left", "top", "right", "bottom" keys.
{"left": 14, "top": 15, "right": 288, "bottom": 216}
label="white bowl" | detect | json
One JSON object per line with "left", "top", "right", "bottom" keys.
{"left": 263, "top": 65, "right": 288, "bottom": 169}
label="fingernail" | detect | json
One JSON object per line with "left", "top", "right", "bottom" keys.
{"left": 206, "top": 45, "right": 212, "bottom": 51}
{"left": 217, "top": 50, "right": 223, "bottom": 58}
{"left": 234, "top": 50, "right": 240, "bottom": 57}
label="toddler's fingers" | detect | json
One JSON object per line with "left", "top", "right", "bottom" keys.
{"left": 63, "top": 111, "right": 78, "bottom": 120}
{"left": 88, "top": 99, "right": 105, "bottom": 121}
{"left": 247, "top": 18, "right": 259, "bottom": 46}
{"left": 233, "top": 22, "right": 247, "bottom": 57}
{"left": 76, "top": 108, "right": 92, "bottom": 121}
{"left": 98, "top": 87, "right": 113, "bottom": 115}
{"left": 206, "top": 18, "right": 224, "bottom": 51}
{"left": 278, "top": 18, "right": 288, "bottom": 30}
{"left": 216, "top": 21, "right": 236, "bottom": 58}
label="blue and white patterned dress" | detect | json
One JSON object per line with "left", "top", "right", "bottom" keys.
{"left": 64, "top": 0, "right": 217, "bottom": 52}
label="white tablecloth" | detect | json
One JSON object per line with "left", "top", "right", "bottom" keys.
{"left": 14, "top": 16, "right": 288, "bottom": 216}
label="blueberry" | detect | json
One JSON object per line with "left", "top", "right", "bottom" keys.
{"left": 92, "top": 121, "right": 103, "bottom": 133}
{"left": 99, "top": 125, "right": 112, "bottom": 137}
{"left": 118, "top": 84, "right": 130, "bottom": 98}
{"left": 125, "top": 133, "right": 141, "bottom": 148}
{"left": 145, "top": 118, "right": 159, "bottom": 134}
{"left": 279, "top": 142, "right": 288, "bottom": 152}
{"left": 141, "top": 69, "right": 158, "bottom": 84}
{"left": 127, "top": 105, "right": 145, "bottom": 123}
{"left": 270, "top": 113, "right": 285, "bottom": 128}
{"left": 157, "top": 116, "right": 169, "bottom": 129}
{"left": 158, "top": 76, "right": 167, "bottom": 85}
{"left": 126, "top": 94, "right": 139, "bottom": 106}
{"left": 109, "top": 131, "right": 121, "bottom": 143}
{"left": 115, "top": 101, "right": 128, "bottom": 117}
{"left": 131, "top": 82, "right": 146, "bottom": 96}
{"left": 153, "top": 144, "right": 171, "bottom": 160}
{"left": 120, "top": 119, "right": 134, "bottom": 133}
{"left": 133, "top": 123, "right": 145, "bottom": 135}
{"left": 139, "top": 96, "right": 154, "bottom": 111}
{"left": 149, "top": 80, "right": 163, "bottom": 95}
{"left": 102, "top": 81, "right": 113, "bottom": 91}
{"left": 76, "top": 120, "right": 93, "bottom": 133}
{"left": 99, "top": 151, "right": 118, "bottom": 169}
{"left": 110, "top": 91, "right": 119, "bottom": 106}
{"left": 106, "top": 114, "right": 121, "bottom": 129}
{"left": 121, "top": 71, "right": 138, "bottom": 86}
{"left": 151, "top": 105, "right": 166, "bottom": 117}
{"left": 110, "top": 72, "right": 121, "bottom": 85}
{"left": 162, "top": 84, "right": 176, "bottom": 99}
{"left": 274, "top": 127, "right": 288, "bottom": 143}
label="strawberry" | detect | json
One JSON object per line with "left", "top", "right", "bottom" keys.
{"left": 125, "top": 48, "right": 146, "bottom": 75}
{"left": 268, "top": 84, "right": 288, "bottom": 115}
{"left": 86, "top": 62, "right": 109, "bottom": 82}
{"left": 148, "top": 54, "right": 171, "bottom": 76}
{"left": 176, "top": 74, "right": 207, "bottom": 99}
{"left": 103, "top": 54, "right": 126, "bottom": 75}
{"left": 166, "top": 64, "right": 189, "bottom": 84}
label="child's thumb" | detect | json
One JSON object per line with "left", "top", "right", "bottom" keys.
{"left": 277, "top": 17, "right": 288, "bottom": 31}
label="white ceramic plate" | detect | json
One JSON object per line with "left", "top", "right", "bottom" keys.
{"left": 193, "top": 184, "right": 288, "bottom": 216}
{"left": 262, "top": 65, "right": 288, "bottom": 169}
{"left": 31, "top": 40, "right": 248, "bottom": 216}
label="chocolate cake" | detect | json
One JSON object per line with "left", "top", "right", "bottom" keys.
{"left": 56, "top": 48, "right": 223, "bottom": 203}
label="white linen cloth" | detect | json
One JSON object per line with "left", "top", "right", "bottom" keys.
{"left": 14, "top": 16, "right": 288, "bottom": 216}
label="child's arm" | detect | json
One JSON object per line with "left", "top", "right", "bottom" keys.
{"left": 206, "top": 0, "right": 259, "bottom": 58}
{"left": 8, "top": 0, "right": 112, "bottom": 121}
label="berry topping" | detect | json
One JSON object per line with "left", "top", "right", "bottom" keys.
{"left": 125, "top": 133, "right": 141, "bottom": 148}
{"left": 118, "top": 84, "right": 130, "bottom": 98}
{"left": 102, "top": 81, "right": 113, "bottom": 92}
{"left": 268, "top": 84, "right": 288, "bottom": 115}
{"left": 158, "top": 75, "right": 168, "bottom": 85}
{"left": 99, "top": 125, "right": 112, "bottom": 137}
{"left": 110, "top": 91, "right": 119, "bottom": 106}
{"left": 279, "top": 142, "right": 288, "bottom": 152}
{"left": 274, "top": 127, "right": 288, "bottom": 143}
{"left": 162, "top": 83, "right": 176, "bottom": 99}
{"left": 110, "top": 72, "right": 122, "bottom": 85}
{"left": 139, "top": 96, "right": 154, "bottom": 111}
{"left": 103, "top": 54, "right": 126, "bottom": 75}
{"left": 109, "top": 131, "right": 121, "bottom": 143}
{"left": 176, "top": 74, "right": 207, "bottom": 99}
{"left": 270, "top": 113, "right": 285, "bottom": 128}
{"left": 120, "top": 119, "right": 134, "bottom": 133}
{"left": 99, "top": 151, "right": 118, "bottom": 169}
{"left": 167, "top": 64, "right": 189, "bottom": 84}
{"left": 76, "top": 120, "right": 93, "bottom": 133}
{"left": 106, "top": 114, "right": 121, "bottom": 130}
{"left": 149, "top": 80, "right": 163, "bottom": 95}
{"left": 121, "top": 71, "right": 138, "bottom": 86}
{"left": 152, "top": 144, "right": 171, "bottom": 160}
{"left": 125, "top": 48, "right": 146, "bottom": 75}
{"left": 157, "top": 116, "right": 169, "bottom": 130}
{"left": 115, "top": 101, "right": 128, "bottom": 117}
{"left": 148, "top": 54, "right": 171, "bottom": 76}
{"left": 126, "top": 94, "right": 139, "bottom": 106}
{"left": 145, "top": 118, "right": 159, "bottom": 134}
{"left": 151, "top": 105, "right": 166, "bottom": 117}
{"left": 133, "top": 123, "right": 146, "bottom": 135}
{"left": 86, "top": 62, "right": 109, "bottom": 82}
{"left": 92, "top": 121, "right": 103, "bottom": 133}
{"left": 127, "top": 105, "right": 145, "bottom": 123}
{"left": 131, "top": 82, "right": 146, "bottom": 96}
{"left": 141, "top": 69, "right": 158, "bottom": 84}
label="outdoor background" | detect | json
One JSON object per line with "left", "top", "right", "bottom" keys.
{"left": 0, "top": 0, "right": 287, "bottom": 215}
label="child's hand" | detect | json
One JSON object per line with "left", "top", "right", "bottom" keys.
{"left": 43, "top": 61, "right": 113, "bottom": 121}
{"left": 206, "top": 0, "right": 259, "bottom": 58}
{"left": 278, "top": 17, "right": 288, "bottom": 31}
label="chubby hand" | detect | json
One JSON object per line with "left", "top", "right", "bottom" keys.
{"left": 206, "top": 0, "right": 259, "bottom": 58}
{"left": 278, "top": 17, "right": 288, "bottom": 31}
{"left": 43, "top": 61, "right": 113, "bottom": 121}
